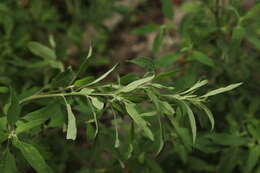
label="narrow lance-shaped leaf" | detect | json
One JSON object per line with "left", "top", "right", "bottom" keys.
{"left": 243, "top": 146, "right": 260, "bottom": 173}
{"left": 152, "top": 28, "right": 165, "bottom": 55}
{"left": 28, "top": 42, "right": 56, "bottom": 60}
{"left": 193, "top": 102, "right": 214, "bottom": 130}
{"left": 111, "top": 107, "right": 120, "bottom": 148}
{"left": 0, "top": 149, "right": 18, "bottom": 173}
{"left": 74, "top": 45, "right": 93, "bottom": 82}
{"left": 131, "top": 23, "right": 159, "bottom": 35}
{"left": 65, "top": 102, "right": 77, "bottom": 140}
{"left": 183, "top": 102, "right": 197, "bottom": 143}
{"left": 119, "top": 75, "right": 154, "bottom": 93}
{"left": 192, "top": 51, "right": 215, "bottom": 67}
{"left": 125, "top": 102, "right": 154, "bottom": 141}
{"left": 156, "top": 116, "right": 164, "bottom": 156}
{"left": 202, "top": 83, "right": 242, "bottom": 98}
{"left": 16, "top": 103, "right": 62, "bottom": 134}
{"left": 181, "top": 80, "right": 208, "bottom": 95}
{"left": 87, "top": 97, "right": 99, "bottom": 138}
{"left": 128, "top": 57, "right": 155, "bottom": 72}
{"left": 84, "top": 64, "right": 118, "bottom": 87}
{"left": 12, "top": 139, "right": 53, "bottom": 173}
{"left": 160, "top": 0, "right": 174, "bottom": 20}
{"left": 7, "top": 87, "right": 21, "bottom": 125}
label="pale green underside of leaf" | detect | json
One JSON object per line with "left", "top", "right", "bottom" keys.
{"left": 125, "top": 102, "right": 154, "bottom": 141}
{"left": 85, "top": 64, "right": 117, "bottom": 87}
{"left": 119, "top": 75, "right": 154, "bottom": 93}
{"left": 202, "top": 83, "right": 242, "bottom": 98}
{"left": 181, "top": 80, "right": 208, "bottom": 95}
{"left": 90, "top": 97, "right": 104, "bottom": 110}
{"left": 183, "top": 102, "right": 197, "bottom": 143}
{"left": 66, "top": 103, "right": 77, "bottom": 140}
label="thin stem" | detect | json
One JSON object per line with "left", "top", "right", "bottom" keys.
{"left": 19, "top": 92, "right": 114, "bottom": 105}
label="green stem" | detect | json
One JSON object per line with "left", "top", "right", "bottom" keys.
{"left": 19, "top": 92, "right": 114, "bottom": 104}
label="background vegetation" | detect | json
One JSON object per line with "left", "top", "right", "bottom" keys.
{"left": 0, "top": 0, "right": 259, "bottom": 172}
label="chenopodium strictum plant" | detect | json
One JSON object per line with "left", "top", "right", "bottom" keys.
{"left": 0, "top": 42, "right": 242, "bottom": 173}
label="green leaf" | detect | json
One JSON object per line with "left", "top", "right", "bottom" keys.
{"left": 156, "top": 116, "right": 164, "bottom": 156}
{"left": 160, "top": 0, "right": 174, "bottom": 20}
{"left": 153, "top": 28, "right": 165, "bottom": 55}
{"left": 232, "top": 25, "right": 245, "bottom": 41}
{"left": 16, "top": 103, "right": 62, "bottom": 134}
{"left": 191, "top": 51, "right": 215, "bottom": 67}
{"left": 0, "top": 86, "right": 8, "bottom": 93}
{"left": 7, "top": 88, "right": 21, "bottom": 125}
{"left": 0, "top": 131, "right": 8, "bottom": 144}
{"left": 74, "top": 76, "right": 95, "bottom": 87}
{"left": 0, "top": 150, "right": 18, "bottom": 173}
{"left": 131, "top": 23, "right": 159, "bottom": 35}
{"left": 79, "top": 88, "right": 94, "bottom": 95}
{"left": 51, "top": 67, "right": 75, "bottom": 88}
{"left": 154, "top": 52, "right": 181, "bottom": 67}
{"left": 218, "top": 148, "right": 239, "bottom": 173}
{"left": 193, "top": 102, "right": 214, "bottom": 130}
{"left": 0, "top": 117, "right": 7, "bottom": 131}
{"left": 206, "top": 133, "right": 247, "bottom": 146}
{"left": 246, "top": 33, "right": 260, "bottom": 51}
{"left": 119, "top": 75, "right": 154, "bottom": 93}
{"left": 65, "top": 102, "right": 77, "bottom": 140}
{"left": 128, "top": 57, "right": 155, "bottom": 72}
{"left": 202, "top": 83, "right": 242, "bottom": 98}
{"left": 243, "top": 146, "right": 260, "bottom": 173}
{"left": 28, "top": 42, "right": 56, "bottom": 60}
{"left": 243, "top": 3, "right": 260, "bottom": 19}
{"left": 74, "top": 45, "right": 93, "bottom": 81}
{"left": 16, "top": 118, "right": 46, "bottom": 134}
{"left": 90, "top": 97, "right": 104, "bottom": 110}
{"left": 181, "top": 80, "right": 208, "bottom": 95}
{"left": 87, "top": 97, "right": 99, "bottom": 138}
{"left": 124, "top": 102, "right": 154, "bottom": 141}
{"left": 12, "top": 139, "right": 53, "bottom": 173}
{"left": 85, "top": 64, "right": 117, "bottom": 86}
{"left": 183, "top": 102, "right": 197, "bottom": 143}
